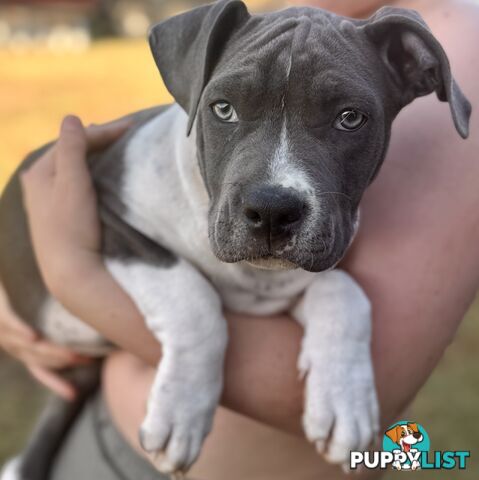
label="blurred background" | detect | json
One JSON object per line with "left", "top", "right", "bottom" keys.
{"left": 0, "top": 0, "right": 477, "bottom": 478}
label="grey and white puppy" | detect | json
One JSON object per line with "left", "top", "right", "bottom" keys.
{"left": 0, "top": 0, "right": 471, "bottom": 477}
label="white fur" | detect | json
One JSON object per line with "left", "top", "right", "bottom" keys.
{"left": 268, "top": 119, "right": 321, "bottom": 239}
{"left": 271, "top": 43, "right": 311, "bottom": 195}
{"left": 0, "top": 458, "right": 20, "bottom": 480}
{"left": 270, "top": 120, "right": 314, "bottom": 197}
{"left": 106, "top": 257, "right": 227, "bottom": 473}
{"left": 293, "top": 269, "right": 379, "bottom": 466}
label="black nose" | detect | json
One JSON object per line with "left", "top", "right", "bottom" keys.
{"left": 243, "top": 185, "right": 306, "bottom": 240}
{"left": 413, "top": 432, "right": 422, "bottom": 440}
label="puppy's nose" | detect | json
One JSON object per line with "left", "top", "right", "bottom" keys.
{"left": 243, "top": 185, "right": 306, "bottom": 239}
{"left": 413, "top": 432, "right": 422, "bottom": 440}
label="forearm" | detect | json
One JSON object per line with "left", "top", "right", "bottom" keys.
{"left": 50, "top": 225, "right": 476, "bottom": 440}
{"left": 55, "top": 259, "right": 426, "bottom": 437}
{"left": 49, "top": 253, "right": 442, "bottom": 438}
{"left": 222, "top": 312, "right": 304, "bottom": 435}
{"left": 51, "top": 258, "right": 161, "bottom": 366}
{"left": 52, "top": 258, "right": 305, "bottom": 433}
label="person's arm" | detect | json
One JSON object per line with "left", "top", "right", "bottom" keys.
{"left": 0, "top": 117, "right": 160, "bottom": 399}
{"left": 0, "top": 280, "right": 91, "bottom": 400}
{"left": 19, "top": 116, "right": 162, "bottom": 366}
{"left": 0, "top": 117, "right": 142, "bottom": 400}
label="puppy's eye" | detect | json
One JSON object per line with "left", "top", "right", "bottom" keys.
{"left": 211, "top": 101, "right": 238, "bottom": 123}
{"left": 333, "top": 109, "right": 367, "bottom": 131}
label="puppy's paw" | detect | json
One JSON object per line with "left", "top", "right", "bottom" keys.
{"left": 411, "top": 461, "right": 421, "bottom": 471}
{"left": 139, "top": 363, "right": 222, "bottom": 475}
{"left": 0, "top": 457, "right": 21, "bottom": 480}
{"left": 300, "top": 347, "right": 379, "bottom": 468}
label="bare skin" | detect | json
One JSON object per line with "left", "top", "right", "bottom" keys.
{"left": 1, "top": 0, "right": 478, "bottom": 478}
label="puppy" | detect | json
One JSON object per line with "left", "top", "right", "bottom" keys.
{"left": 0, "top": 1, "right": 470, "bottom": 478}
{"left": 386, "top": 422, "right": 424, "bottom": 470}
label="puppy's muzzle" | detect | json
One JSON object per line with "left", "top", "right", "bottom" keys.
{"left": 242, "top": 185, "right": 306, "bottom": 242}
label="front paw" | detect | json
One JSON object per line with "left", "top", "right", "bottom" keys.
{"left": 300, "top": 348, "right": 379, "bottom": 466}
{"left": 139, "top": 360, "right": 223, "bottom": 475}
{"left": 411, "top": 461, "right": 421, "bottom": 471}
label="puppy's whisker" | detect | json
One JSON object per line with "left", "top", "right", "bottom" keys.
{"left": 309, "top": 250, "right": 314, "bottom": 271}
{"left": 213, "top": 204, "right": 222, "bottom": 253}
{"left": 317, "top": 191, "right": 352, "bottom": 203}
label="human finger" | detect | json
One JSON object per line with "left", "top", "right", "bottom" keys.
{"left": 30, "top": 340, "right": 92, "bottom": 367}
{"left": 85, "top": 117, "right": 133, "bottom": 151}
{"left": 27, "top": 365, "right": 77, "bottom": 401}
{"left": 7, "top": 336, "right": 92, "bottom": 370}
{"left": 54, "top": 115, "right": 88, "bottom": 186}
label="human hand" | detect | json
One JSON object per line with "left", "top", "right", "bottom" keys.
{"left": 0, "top": 280, "right": 90, "bottom": 400}
{"left": 8, "top": 115, "right": 132, "bottom": 399}
{"left": 18, "top": 114, "right": 162, "bottom": 368}
{"left": 20, "top": 115, "right": 132, "bottom": 295}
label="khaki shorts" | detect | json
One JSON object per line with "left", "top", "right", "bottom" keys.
{"left": 51, "top": 393, "right": 169, "bottom": 480}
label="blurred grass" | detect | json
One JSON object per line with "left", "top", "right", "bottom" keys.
{"left": 0, "top": 16, "right": 478, "bottom": 478}
{"left": 0, "top": 38, "right": 172, "bottom": 191}
{"left": 384, "top": 302, "right": 479, "bottom": 479}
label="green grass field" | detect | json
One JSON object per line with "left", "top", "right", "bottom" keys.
{"left": 0, "top": 33, "right": 478, "bottom": 478}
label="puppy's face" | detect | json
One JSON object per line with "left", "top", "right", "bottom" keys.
{"left": 197, "top": 12, "right": 389, "bottom": 271}
{"left": 150, "top": 1, "right": 470, "bottom": 272}
{"left": 386, "top": 423, "right": 423, "bottom": 450}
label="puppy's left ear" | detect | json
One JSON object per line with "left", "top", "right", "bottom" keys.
{"left": 408, "top": 422, "right": 419, "bottom": 432}
{"left": 362, "top": 7, "right": 471, "bottom": 138}
{"left": 149, "top": 0, "right": 250, "bottom": 135}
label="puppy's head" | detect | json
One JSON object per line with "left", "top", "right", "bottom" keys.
{"left": 386, "top": 423, "right": 424, "bottom": 449}
{"left": 149, "top": 0, "right": 471, "bottom": 272}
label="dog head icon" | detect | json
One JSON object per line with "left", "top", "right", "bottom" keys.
{"left": 385, "top": 423, "right": 424, "bottom": 453}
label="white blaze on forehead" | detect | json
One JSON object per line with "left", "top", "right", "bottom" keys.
{"left": 269, "top": 119, "right": 314, "bottom": 198}
{"left": 269, "top": 33, "right": 314, "bottom": 198}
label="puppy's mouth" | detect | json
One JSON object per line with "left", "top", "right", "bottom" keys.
{"left": 243, "top": 256, "right": 299, "bottom": 271}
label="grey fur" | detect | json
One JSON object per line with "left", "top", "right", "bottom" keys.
{"left": 148, "top": 1, "right": 470, "bottom": 272}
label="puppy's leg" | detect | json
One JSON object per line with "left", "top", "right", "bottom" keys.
{"left": 411, "top": 456, "right": 421, "bottom": 470}
{"left": 292, "top": 269, "right": 379, "bottom": 466}
{"left": 106, "top": 258, "right": 227, "bottom": 474}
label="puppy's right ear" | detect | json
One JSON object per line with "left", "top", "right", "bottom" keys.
{"left": 149, "top": 0, "right": 250, "bottom": 136}
{"left": 361, "top": 7, "right": 471, "bottom": 138}
{"left": 385, "top": 426, "right": 401, "bottom": 444}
